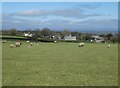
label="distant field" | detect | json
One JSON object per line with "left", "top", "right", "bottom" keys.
{"left": 2, "top": 42, "right": 118, "bottom": 86}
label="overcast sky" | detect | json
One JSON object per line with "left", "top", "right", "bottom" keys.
{"left": 2, "top": 2, "right": 118, "bottom": 31}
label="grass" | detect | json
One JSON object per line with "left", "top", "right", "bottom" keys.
{"left": 2, "top": 41, "right": 118, "bottom": 86}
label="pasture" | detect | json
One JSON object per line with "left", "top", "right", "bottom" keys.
{"left": 2, "top": 41, "right": 118, "bottom": 86}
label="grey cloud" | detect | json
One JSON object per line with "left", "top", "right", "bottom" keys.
{"left": 39, "top": 19, "right": 118, "bottom": 30}
{"left": 42, "top": 19, "right": 72, "bottom": 26}
{"left": 2, "top": 18, "right": 118, "bottom": 31}
{"left": 2, "top": 14, "right": 41, "bottom": 25}
{"left": 9, "top": 8, "right": 103, "bottom": 19}
{"left": 77, "top": 3, "right": 101, "bottom": 9}
{"left": 74, "top": 19, "right": 118, "bottom": 31}
{"left": 41, "top": 19, "right": 118, "bottom": 31}
{"left": 78, "top": 19, "right": 118, "bottom": 25}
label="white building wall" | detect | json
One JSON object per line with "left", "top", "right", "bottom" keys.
{"left": 64, "top": 36, "right": 76, "bottom": 41}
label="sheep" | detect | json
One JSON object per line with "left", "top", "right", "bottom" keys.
{"left": 20, "top": 42, "right": 22, "bottom": 45}
{"left": 79, "top": 42, "right": 84, "bottom": 47}
{"left": 10, "top": 44, "right": 15, "bottom": 48}
{"left": 54, "top": 41, "right": 57, "bottom": 43}
{"left": 15, "top": 41, "right": 21, "bottom": 47}
{"left": 30, "top": 43, "right": 33, "bottom": 46}
{"left": 107, "top": 45, "right": 110, "bottom": 48}
{"left": 26, "top": 41, "right": 29, "bottom": 43}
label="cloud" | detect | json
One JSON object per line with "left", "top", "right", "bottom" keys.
{"left": 42, "top": 19, "right": 72, "bottom": 26}
{"left": 2, "top": 17, "right": 118, "bottom": 31}
{"left": 2, "top": 14, "right": 41, "bottom": 25}
{"left": 41, "top": 19, "right": 118, "bottom": 31}
{"left": 77, "top": 19, "right": 118, "bottom": 25}
{"left": 73, "top": 19, "right": 118, "bottom": 31}
{"left": 2, "top": 12, "right": 118, "bottom": 30}
{"left": 9, "top": 8, "right": 103, "bottom": 19}
{"left": 77, "top": 3, "right": 101, "bottom": 9}
{"left": 11, "top": 10, "right": 48, "bottom": 16}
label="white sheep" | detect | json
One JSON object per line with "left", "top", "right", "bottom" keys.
{"left": 54, "top": 41, "right": 57, "bottom": 43}
{"left": 30, "top": 43, "right": 33, "bottom": 46}
{"left": 107, "top": 45, "right": 110, "bottom": 48}
{"left": 26, "top": 41, "right": 29, "bottom": 43}
{"left": 79, "top": 43, "right": 84, "bottom": 47}
{"left": 10, "top": 44, "right": 15, "bottom": 48}
{"left": 15, "top": 41, "right": 21, "bottom": 47}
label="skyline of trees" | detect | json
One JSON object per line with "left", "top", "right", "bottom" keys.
{"left": 1, "top": 27, "right": 118, "bottom": 43}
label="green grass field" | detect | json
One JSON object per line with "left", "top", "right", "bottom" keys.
{"left": 2, "top": 41, "right": 118, "bottom": 86}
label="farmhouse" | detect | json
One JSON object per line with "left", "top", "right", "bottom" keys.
{"left": 23, "top": 32, "right": 33, "bottom": 37}
{"left": 92, "top": 35, "right": 105, "bottom": 43}
{"left": 64, "top": 35, "right": 76, "bottom": 41}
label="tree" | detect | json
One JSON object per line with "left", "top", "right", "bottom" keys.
{"left": 99, "top": 34, "right": 106, "bottom": 37}
{"left": 111, "top": 34, "right": 118, "bottom": 43}
{"left": 106, "top": 33, "right": 113, "bottom": 41}
{"left": 10, "top": 29, "right": 17, "bottom": 36}
{"left": 40, "top": 28, "right": 52, "bottom": 37}
{"left": 60, "top": 29, "right": 71, "bottom": 39}
{"left": 71, "top": 32, "right": 82, "bottom": 41}
{"left": 84, "top": 33, "right": 92, "bottom": 41}
{"left": 34, "top": 29, "right": 41, "bottom": 37}
{"left": 62, "top": 29, "right": 71, "bottom": 36}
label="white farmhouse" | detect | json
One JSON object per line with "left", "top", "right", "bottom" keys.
{"left": 24, "top": 32, "right": 33, "bottom": 37}
{"left": 64, "top": 35, "right": 76, "bottom": 41}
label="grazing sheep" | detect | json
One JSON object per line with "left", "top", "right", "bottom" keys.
{"left": 79, "top": 43, "right": 84, "bottom": 47}
{"left": 54, "top": 41, "right": 57, "bottom": 43}
{"left": 15, "top": 41, "right": 21, "bottom": 47}
{"left": 10, "top": 44, "right": 15, "bottom": 48}
{"left": 30, "top": 43, "right": 33, "bottom": 46}
{"left": 107, "top": 45, "right": 110, "bottom": 48}
{"left": 26, "top": 41, "right": 29, "bottom": 43}
{"left": 20, "top": 42, "right": 22, "bottom": 45}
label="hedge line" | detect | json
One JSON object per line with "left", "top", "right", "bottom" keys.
{"left": 38, "top": 38, "right": 55, "bottom": 42}
{"left": 1, "top": 36, "right": 31, "bottom": 40}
